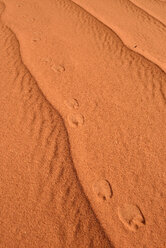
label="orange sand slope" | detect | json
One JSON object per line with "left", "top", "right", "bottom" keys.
{"left": 129, "top": 0, "right": 166, "bottom": 25}
{"left": 0, "top": 0, "right": 166, "bottom": 248}
{"left": 0, "top": 3, "right": 113, "bottom": 248}
{"left": 71, "top": 0, "right": 166, "bottom": 72}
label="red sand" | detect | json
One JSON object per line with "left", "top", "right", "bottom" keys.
{"left": 0, "top": 0, "right": 166, "bottom": 247}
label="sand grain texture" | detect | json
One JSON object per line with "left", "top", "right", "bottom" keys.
{"left": 0, "top": 0, "right": 166, "bottom": 247}
{"left": 0, "top": 2, "right": 113, "bottom": 247}
{"left": 129, "top": 0, "right": 166, "bottom": 25}
{"left": 71, "top": 0, "right": 166, "bottom": 71}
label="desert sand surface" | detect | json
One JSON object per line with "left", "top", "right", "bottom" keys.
{"left": 71, "top": 0, "right": 166, "bottom": 72}
{"left": 129, "top": 0, "right": 166, "bottom": 25}
{"left": 0, "top": 0, "right": 166, "bottom": 248}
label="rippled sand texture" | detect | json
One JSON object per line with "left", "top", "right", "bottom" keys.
{"left": 1, "top": 0, "right": 166, "bottom": 248}
{"left": 129, "top": 0, "right": 166, "bottom": 25}
{"left": 0, "top": 3, "right": 113, "bottom": 248}
{"left": 71, "top": 0, "right": 166, "bottom": 72}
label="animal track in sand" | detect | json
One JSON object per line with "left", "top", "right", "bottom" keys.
{"left": 41, "top": 57, "right": 52, "bottom": 64}
{"left": 32, "top": 38, "right": 41, "bottom": 43}
{"left": 41, "top": 58, "right": 65, "bottom": 73}
{"left": 118, "top": 204, "right": 145, "bottom": 232}
{"left": 67, "top": 113, "right": 84, "bottom": 128}
{"left": 0, "top": 2, "right": 114, "bottom": 246}
{"left": 64, "top": 98, "right": 79, "bottom": 110}
{"left": 51, "top": 64, "right": 65, "bottom": 73}
{"left": 93, "top": 179, "right": 113, "bottom": 202}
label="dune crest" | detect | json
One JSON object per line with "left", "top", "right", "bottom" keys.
{"left": 129, "top": 0, "right": 166, "bottom": 25}
{"left": 0, "top": 0, "right": 166, "bottom": 247}
{"left": 71, "top": 0, "right": 166, "bottom": 72}
{"left": 0, "top": 2, "right": 114, "bottom": 247}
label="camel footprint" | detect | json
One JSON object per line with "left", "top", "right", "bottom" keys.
{"left": 93, "top": 179, "right": 113, "bottom": 202}
{"left": 65, "top": 99, "right": 84, "bottom": 128}
{"left": 64, "top": 98, "right": 79, "bottom": 110}
{"left": 51, "top": 64, "right": 65, "bottom": 73}
{"left": 118, "top": 204, "right": 145, "bottom": 232}
{"left": 67, "top": 113, "right": 84, "bottom": 128}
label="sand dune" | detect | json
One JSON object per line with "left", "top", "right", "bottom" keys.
{"left": 0, "top": 2, "right": 113, "bottom": 247}
{"left": 129, "top": 0, "right": 166, "bottom": 25}
{"left": 0, "top": 0, "right": 166, "bottom": 247}
{"left": 71, "top": 0, "right": 166, "bottom": 72}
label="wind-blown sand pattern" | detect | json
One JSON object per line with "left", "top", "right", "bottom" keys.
{"left": 0, "top": 0, "right": 166, "bottom": 247}
{"left": 129, "top": 0, "right": 166, "bottom": 25}
{"left": 71, "top": 0, "right": 166, "bottom": 72}
{"left": 0, "top": 3, "right": 113, "bottom": 247}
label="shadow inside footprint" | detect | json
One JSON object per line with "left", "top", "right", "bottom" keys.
{"left": 93, "top": 179, "right": 113, "bottom": 202}
{"left": 118, "top": 204, "right": 145, "bottom": 232}
{"left": 67, "top": 113, "right": 84, "bottom": 128}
